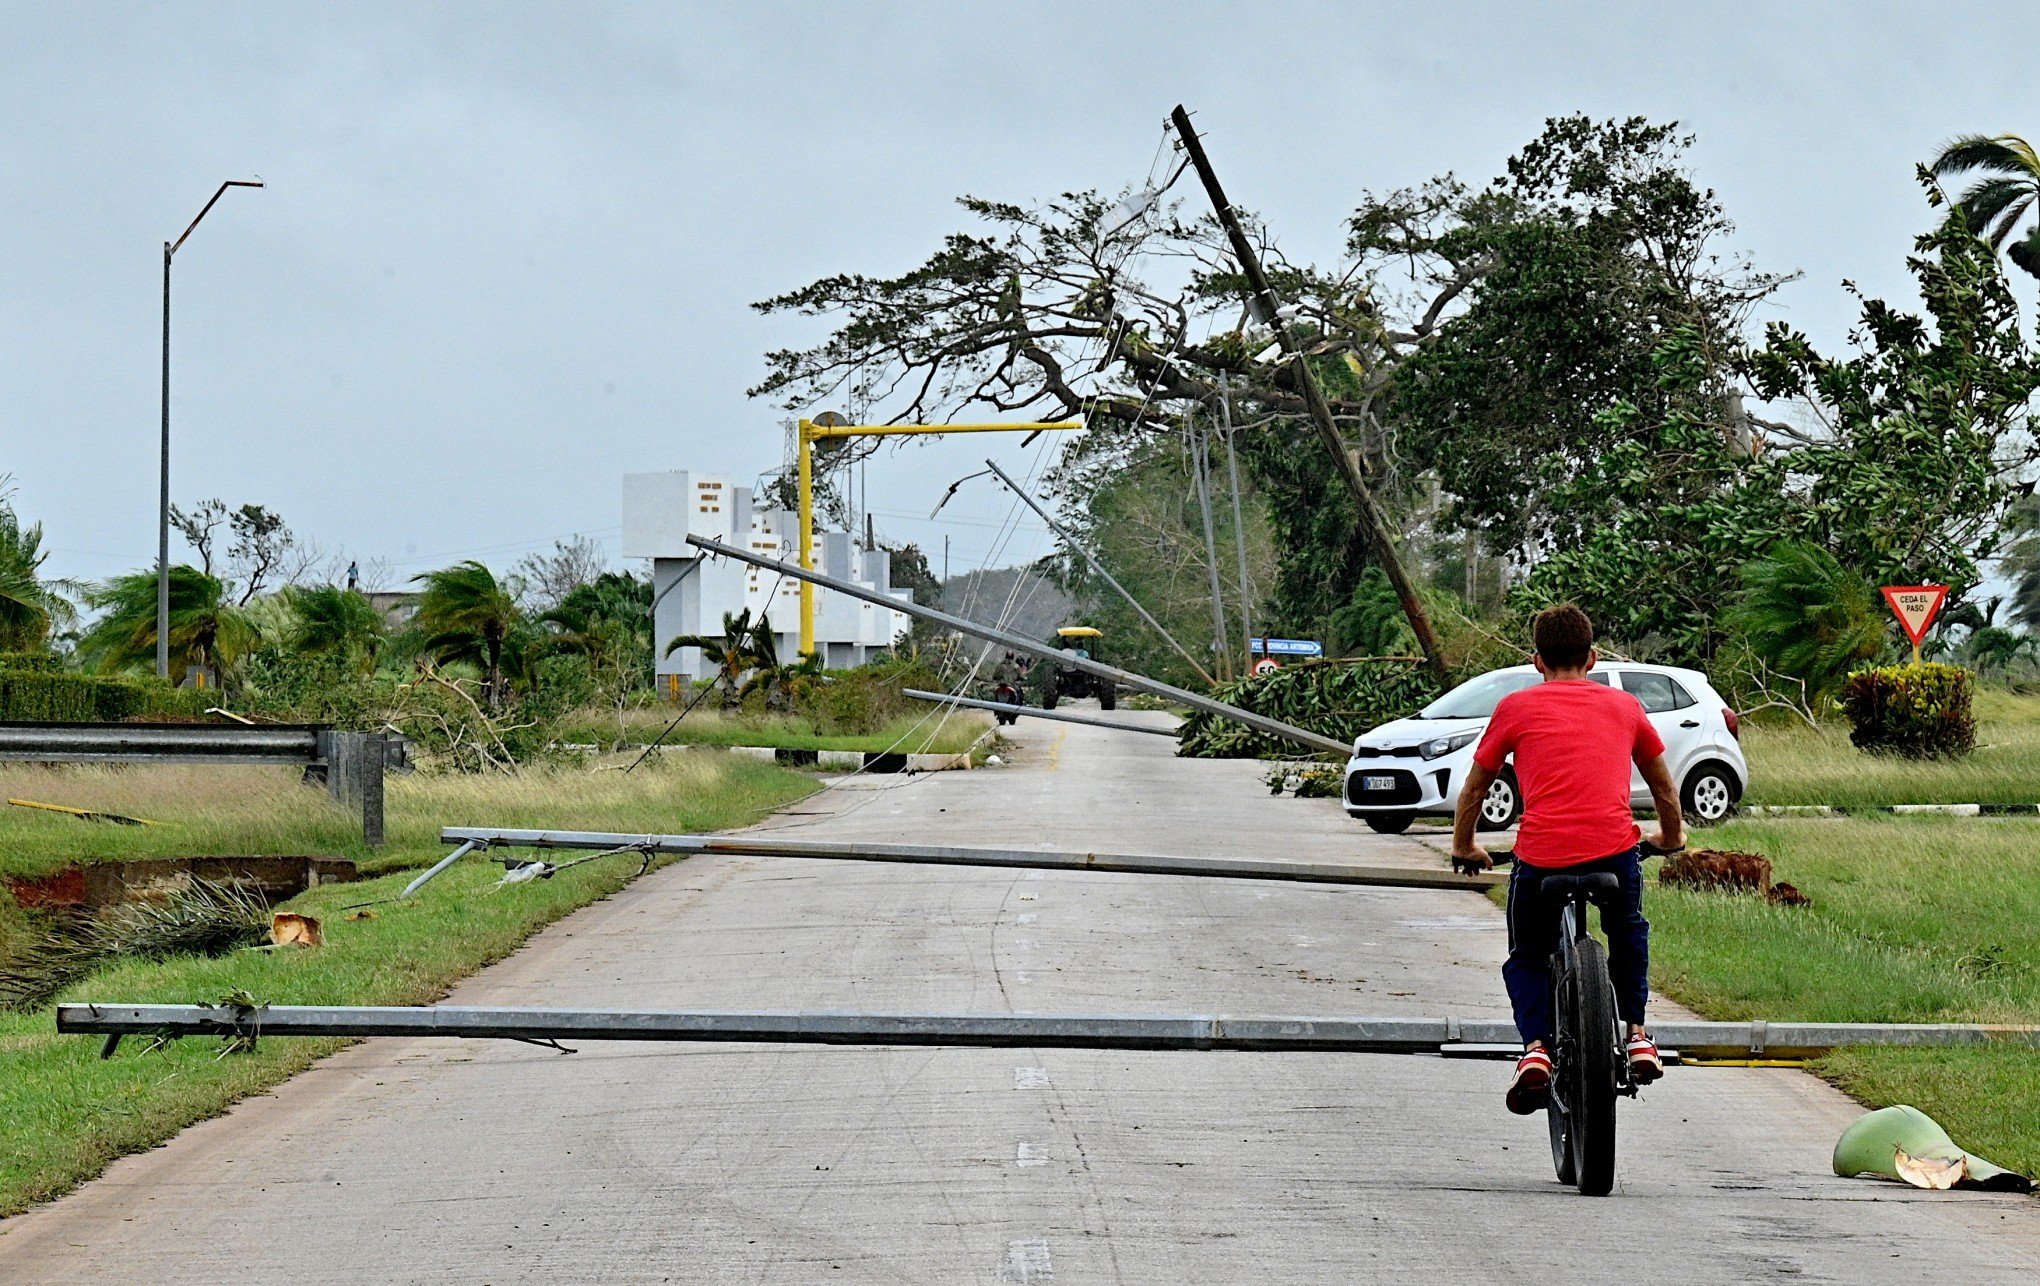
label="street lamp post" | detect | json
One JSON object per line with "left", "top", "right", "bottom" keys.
{"left": 158, "top": 179, "right": 262, "bottom": 678}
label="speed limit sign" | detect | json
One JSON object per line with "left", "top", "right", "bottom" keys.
{"left": 1252, "top": 657, "right": 1281, "bottom": 676}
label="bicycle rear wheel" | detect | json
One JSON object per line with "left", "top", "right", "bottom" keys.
{"left": 1546, "top": 953, "right": 1576, "bottom": 1185}
{"left": 1568, "top": 935, "right": 1621, "bottom": 1196}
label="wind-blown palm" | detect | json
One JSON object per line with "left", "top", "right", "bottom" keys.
{"left": 1729, "top": 542, "right": 1889, "bottom": 700}
{"left": 412, "top": 561, "right": 522, "bottom": 708}
{"left": 665, "top": 608, "right": 767, "bottom": 708}
{"left": 1930, "top": 133, "right": 2040, "bottom": 277}
{"left": 0, "top": 501, "right": 77, "bottom": 652}
{"left": 79, "top": 566, "right": 261, "bottom": 685}
{"left": 287, "top": 584, "right": 387, "bottom": 674}
{"left": 541, "top": 572, "right": 652, "bottom": 673}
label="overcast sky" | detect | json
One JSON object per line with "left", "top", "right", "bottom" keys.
{"left": 4, "top": 3, "right": 2034, "bottom": 591}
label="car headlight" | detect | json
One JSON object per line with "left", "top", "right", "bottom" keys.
{"left": 1420, "top": 730, "right": 1478, "bottom": 760}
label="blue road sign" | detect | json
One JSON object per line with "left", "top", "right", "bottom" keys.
{"left": 1249, "top": 637, "right": 1323, "bottom": 657}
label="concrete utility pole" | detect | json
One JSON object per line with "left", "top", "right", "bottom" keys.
{"left": 1219, "top": 377, "right": 1255, "bottom": 668}
{"left": 1166, "top": 106, "right": 1448, "bottom": 682}
{"left": 1188, "top": 413, "right": 1231, "bottom": 681}
{"left": 686, "top": 533, "right": 1352, "bottom": 756}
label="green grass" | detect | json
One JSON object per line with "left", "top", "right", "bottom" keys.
{"left": 0, "top": 753, "right": 815, "bottom": 1214}
{"left": 0, "top": 749, "right": 824, "bottom": 880}
{"left": 1740, "top": 687, "right": 2040, "bottom": 807}
{"left": 554, "top": 706, "right": 993, "bottom": 756}
{"left": 1647, "top": 815, "right": 2040, "bottom": 1176}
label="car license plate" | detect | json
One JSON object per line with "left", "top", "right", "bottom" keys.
{"left": 1361, "top": 775, "right": 1396, "bottom": 791}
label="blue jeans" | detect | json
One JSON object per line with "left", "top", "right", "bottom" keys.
{"left": 1502, "top": 847, "right": 1649, "bottom": 1047}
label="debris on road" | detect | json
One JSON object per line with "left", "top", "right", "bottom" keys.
{"left": 270, "top": 912, "right": 322, "bottom": 947}
{"left": 7, "top": 797, "right": 162, "bottom": 826}
{"left": 1834, "top": 1105, "right": 2033, "bottom": 1192}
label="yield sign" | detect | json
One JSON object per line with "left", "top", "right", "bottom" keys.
{"left": 1881, "top": 585, "right": 1949, "bottom": 650}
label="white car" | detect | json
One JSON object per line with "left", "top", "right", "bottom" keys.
{"left": 1341, "top": 663, "right": 1747, "bottom": 835}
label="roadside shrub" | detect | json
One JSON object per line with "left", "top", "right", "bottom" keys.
{"left": 1177, "top": 657, "right": 1442, "bottom": 759}
{"left": 0, "top": 652, "right": 57, "bottom": 672}
{"left": 1837, "top": 662, "right": 1976, "bottom": 759}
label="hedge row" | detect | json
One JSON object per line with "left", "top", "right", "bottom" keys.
{"left": 1177, "top": 657, "right": 1443, "bottom": 759}
{"left": 0, "top": 668, "right": 207, "bottom": 722}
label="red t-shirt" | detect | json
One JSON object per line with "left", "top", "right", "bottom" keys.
{"left": 1471, "top": 678, "right": 1665, "bottom": 867}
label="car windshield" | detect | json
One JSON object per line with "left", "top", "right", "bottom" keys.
{"left": 1418, "top": 670, "right": 1540, "bottom": 720}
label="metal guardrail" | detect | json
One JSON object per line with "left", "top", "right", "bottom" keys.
{"left": 56, "top": 1004, "right": 2040, "bottom": 1061}
{"left": 439, "top": 827, "right": 1505, "bottom": 891}
{"left": 0, "top": 721, "right": 321, "bottom": 764}
{"left": 0, "top": 722, "right": 397, "bottom": 846}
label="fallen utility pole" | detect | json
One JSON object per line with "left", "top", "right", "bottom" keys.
{"left": 982, "top": 458, "right": 1214, "bottom": 686}
{"left": 902, "top": 688, "right": 1178, "bottom": 737}
{"left": 686, "top": 533, "right": 1351, "bottom": 757}
{"left": 1167, "top": 105, "right": 1448, "bottom": 683}
{"left": 59, "top": 1004, "right": 2040, "bottom": 1061}
{"left": 438, "top": 827, "right": 1502, "bottom": 892}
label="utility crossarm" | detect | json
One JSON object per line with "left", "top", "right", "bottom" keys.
{"left": 795, "top": 415, "right": 1082, "bottom": 657}
{"left": 59, "top": 1004, "right": 2040, "bottom": 1062}
{"left": 437, "top": 827, "right": 1502, "bottom": 891}
{"left": 685, "top": 533, "right": 1352, "bottom": 757}
{"left": 900, "top": 688, "right": 1178, "bottom": 737}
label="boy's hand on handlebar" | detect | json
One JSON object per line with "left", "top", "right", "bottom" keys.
{"left": 1451, "top": 843, "right": 1493, "bottom": 875}
{"left": 1644, "top": 828, "right": 1685, "bottom": 855}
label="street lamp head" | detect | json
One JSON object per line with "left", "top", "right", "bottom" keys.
{"left": 168, "top": 178, "right": 265, "bottom": 257}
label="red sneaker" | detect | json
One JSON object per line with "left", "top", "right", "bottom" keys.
{"left": 1507, "top": 1046, "right": 1553, "bottom": 1115}
{"left": 1627, "top": 1031, "right": 1664, "bottom": 1085}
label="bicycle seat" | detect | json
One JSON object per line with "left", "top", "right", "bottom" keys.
{"left": 1542, "top": 872, "right": 1620, "bottom": 902}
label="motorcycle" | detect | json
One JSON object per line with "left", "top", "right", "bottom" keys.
{"left": 991, "top": 682, "right": 1022, "bottom": 725}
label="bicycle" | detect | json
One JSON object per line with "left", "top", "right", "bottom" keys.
{"left": 1474, "top": 839, "right": 1676, "bottom": 1196}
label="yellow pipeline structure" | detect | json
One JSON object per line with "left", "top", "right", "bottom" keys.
{"left": 795, "top": 416, "right": 1083, "bottom": 657}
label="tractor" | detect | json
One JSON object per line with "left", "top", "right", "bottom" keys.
{"left": 1040, "top": 626, "right": 1116, "bottom": 711}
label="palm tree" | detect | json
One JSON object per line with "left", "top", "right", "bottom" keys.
{"left": 412, "top": 560, "right": 521, "bottom": 709}
{"left": 665, "top": 608, "right": 767, "bottom": 709}
{"left": 1728, "top": 542, "right": 1888, "bottom": 700}
{"left": 78, "top": 566, "right": 261, "bottom": 687}
{"left": 541, "top": 572, "right": 652, "bottom": 673}
{"left": 2002, "top": 496, "right": 2040, "bottom": 633}
{"left": 286, "top": 584, "right": 387, "bottom": 675}
{"left": 1929, "top": 133, "right": 2040, "bottom": 277}
{"left": 0, "top": 496, "right": 77, "bottom": 652}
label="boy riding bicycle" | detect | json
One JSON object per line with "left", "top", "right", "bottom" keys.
{"left": 1450, "top": 605, "right": 1686, "bottom": 1114}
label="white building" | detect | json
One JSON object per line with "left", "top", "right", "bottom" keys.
{"left": 622, "top": 471, "right": 915, "bottom": 688}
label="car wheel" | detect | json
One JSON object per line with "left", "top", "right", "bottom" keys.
{"left": 1682, "top": 761, "right": 1740, "bottom": 826}
{"left": 1363, "top": 811, "right": 1415, "bottom": 835}
{"left": 1041, "top": 674, "right": 1059, "bottom": 710}
{"left": 1477, "top": 768, "right": 1522, "bottom": 832}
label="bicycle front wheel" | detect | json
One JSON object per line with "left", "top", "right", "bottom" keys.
{"left": 1568, "top": 935, "right": 1621, "bottom": 1196}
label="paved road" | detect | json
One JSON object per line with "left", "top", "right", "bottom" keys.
{"left": 3, "top": 713, "right": 2036, "bottom": 1283}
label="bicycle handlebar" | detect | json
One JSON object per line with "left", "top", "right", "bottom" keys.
{"left": 1451, "top": 837, "right": 1684, "bottom": 876}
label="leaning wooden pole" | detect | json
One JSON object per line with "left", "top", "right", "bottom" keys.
{"left": 1168, "top": 105, "right": 1449, "bottom": 683}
